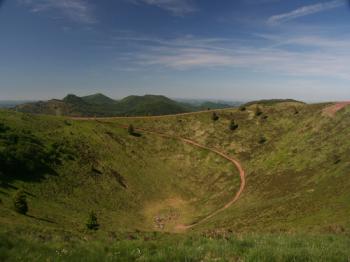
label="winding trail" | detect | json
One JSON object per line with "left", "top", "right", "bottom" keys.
{"left": 72, "top": 117, "right": 246, "bottom": 230}
{"left": 128, "top": 126, "right": 246, "bottom": 230}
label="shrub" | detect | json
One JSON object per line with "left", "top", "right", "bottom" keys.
{"left": 255, "top": 106, "right": 263, "bottom": 116}
{"left": 293, "top": 107, "right": 299, "bottom": 115}
{"left": 229, "top": 120, "right": 239, "bottom": 131}
{"left": 239, "top": 106, "right": 246, "bottom": 111}
{"left": 128, "top": 125, "right": 135, "bottom": 135}
{"left": 0, "top": 127, "right": 58, "bottom": 180}
{"left": 13, "top": 189, "right": 28, "bottom": 215}
{"left": 0, "top": 123, "right": 9, "bottom": 133}
{"left": 212, "top": 112, "right": 219, "bottom": 121}
{"left": 86, "top": 211, "right": 99, "bottom": 230}
{"left": 259, "top": 136, "right": 267, "bottom": 144}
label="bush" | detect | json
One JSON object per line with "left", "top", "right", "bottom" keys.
{"left": 293, "top": 107, "right": 299, "bottom": 115}
{"left": 259, "top": 136, "right": 267, "bottom": 144}
{"left": 255, "top": 106, "right": 263, "bottom": 116}
{"left": 0, "top": 127, "right": 58, "bottom": 180}
{"left": 0, "top": 123, "right": 9, "bottom": 133}
{"left": 239, "top": 106, "right": 246, "bottom": 111}
{"left": 212, "top": 112, "right": 219, "bottom": 121}
{"left": 13, "top": 189, "right": 28, "bottom": 215}
{"left": 229, "top": 120, "right": 239, "bottom": 131}
{"left": 86, "top": 211, "right": 99, "bottom": 230}
{"left": 128, "top": 125, "right": 134, "bottom": 135}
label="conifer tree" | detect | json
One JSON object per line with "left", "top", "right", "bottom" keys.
{"left": 212, "top": 112, "right": 219, "bottom": 121}
{"left": 229, "top": 120, "right": 239, "bottom": 131}
{"left": 128, "top": 124, "right": 134, "bottom": 135}
{"left": 86, "top": 211, "right": 99, "bottom": 230}
{"left": 13, "top": 189, "right": 28, "bottom": 215}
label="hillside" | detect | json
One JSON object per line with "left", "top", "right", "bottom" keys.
{"left": 115, "top": 100, "right": 350, "bottom": 233}
{"left": 16, "top": 94, "right": 195, "bottom": 117}
{"left": 1, "top": 101, "right": 350, "bottom": 260}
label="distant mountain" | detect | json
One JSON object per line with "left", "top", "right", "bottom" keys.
{"left": 81, "top": 93, "right": 118, "bottom": 105}
{"left": 197, "top": 101, "right": 232, "bottom": 110}
{"left": 175, "top": 98, "right": 242, "bottom": 110}
{"left": 15, "top": 94, "right": 195, "bottom": 117}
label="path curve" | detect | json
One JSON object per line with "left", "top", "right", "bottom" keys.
{"left": 72, "top": 117, "right": 246, "bottom": 230}
{"left": 128, "top": 126, "right": 246, "bottom": 230}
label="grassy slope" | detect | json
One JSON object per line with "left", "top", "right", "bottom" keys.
{"left": 1, "top": 102, "right": 350, "bottom": 261}
{"left": 115, "top": 102, "right": 350, "bottom": 233}
{"left": 0, "top": 110, "right": 239, "bottom": 235}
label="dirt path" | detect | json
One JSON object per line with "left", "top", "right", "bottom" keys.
{"left": 323, "top": 102, "right": 350, "bottom": 117}
{"left": 72, "top": 117, "right": 246, "bottom": 230}
{"left": 123, "top": 125, "right": 246, "bottom": 230}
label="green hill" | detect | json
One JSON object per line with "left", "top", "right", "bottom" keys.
{"left": 16, "top": 94, "right": 195, "bottom": 117}
{"left": 81, "top": 93, "right": 118, "bottom": 105}
{"left": 1, "top": 101, "right": 350, "bottom": 260}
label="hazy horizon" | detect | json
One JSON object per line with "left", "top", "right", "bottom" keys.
{"left": 1, "top": 0, "right": 350, "bottom": 101}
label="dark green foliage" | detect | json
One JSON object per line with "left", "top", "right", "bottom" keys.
{"left": 258, "top": 135, "right": 267, "bottom": 144}
{"left": 333, "top": 154, "right": 341, "bottom": 164}
{"left": 255, "top": 106, "right": 263, "bottom": 116}
{"left": 0, "top": 122, "right": 9, "bottom": 133}
{"left": 13, "top": 189, "right": 28, "bottom": 215}
{"left": 128, "top": 124, "right": 134, "bottom": 135}
{"left": 64, "top": 120, "right": 72, "bottom": 126}
{"left": 293, "top": 107, "right": 299, "bottom": 115}
{"left": 229, "top": 120, "right": 239, "bottom": 131}
{"left": 0, "top": 126, "right": 61, "bottom": 180}
{"left": 212, "top": 112, "right": 219, "bottom": 121}
{"left": 239, "top": 106, "right": 246, "bottom": 111}
{"left": 86, "top": 211, "right": 99, "bottom": 230}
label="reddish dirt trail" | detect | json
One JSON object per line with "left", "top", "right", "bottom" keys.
{"left": 72, "top": 118, "right": 246, "bottom": 230}
{"left": 122, "top": 125, "right": 246, "bottom": 230}
{"left": 323, "top": 102, "right": 350, "bottom": 117}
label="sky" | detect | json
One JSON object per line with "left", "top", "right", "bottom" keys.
{"left": 0, "top": 0, "right": 350, "bottom": 101}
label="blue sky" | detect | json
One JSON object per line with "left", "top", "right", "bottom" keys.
{"left": 1, "top": 0, "right": 350, "bottom": 101}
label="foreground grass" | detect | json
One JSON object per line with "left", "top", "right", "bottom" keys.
{"left": 1, "top": 230, "right": 349, "bottom": 262}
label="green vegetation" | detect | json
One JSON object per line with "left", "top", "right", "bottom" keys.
{"left": 0, "top": 109, "right": 239, "bottom": 234}
{"left": 16, "top": 94, "right": 194, "bottom": 117}
{"left": 127, "top": 124, "right": 134, "bottom": 135}
{"left": 239, "top": 105, "right": 246, "bottom": 111}
{"left": 116, "top": 101, "right": 350, "bottom": 233}
{"left": 12, "top": 190, "right": 28, "bottom": 215}
{"left": 211, "top": 112, "right": 219, "bottom": 121}
{"left": 258, "top": 135, "right": 267, "bottom": 144}
{"left": 1, "top": 230, "right": 349, "bottom": 261}
{"left": 15, "top": 94, "right": 200, "bottom": 117}
{"left": 229, "top": 119, "right": 239, "bottom": 131}
{"left": 254, "top": 106, "right": 263, "bottom": 116}
{"left": 86, "top": 211, "right": 99, "bottom": 230}
{"left": 1, "top": 100, "right": 350, "bottom": 260}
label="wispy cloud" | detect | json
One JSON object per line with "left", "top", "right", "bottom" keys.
{"left": 107, "top": 32, "right": 350, "bottom": 80}
{"left": 18, "top": 0, "right": 97, "bottom": 24}
{"left": 267, "top": 0, "right": 345, "bottom": 25}
{"left": 129, "top": 0, "right": 197, "bottom": 16}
